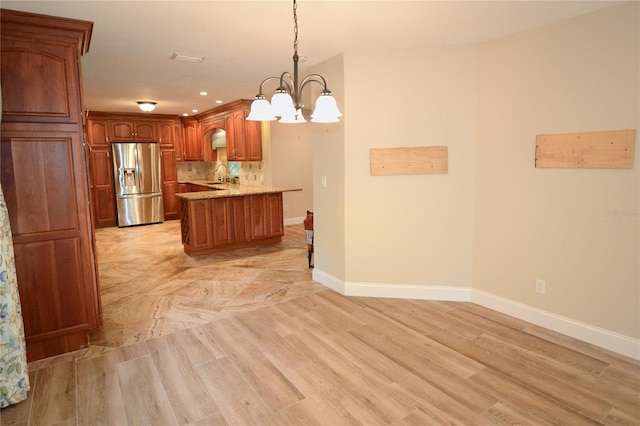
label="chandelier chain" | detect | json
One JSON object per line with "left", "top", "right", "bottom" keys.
{"left": 293, "top": 0, "right": 298, "bottom": 56}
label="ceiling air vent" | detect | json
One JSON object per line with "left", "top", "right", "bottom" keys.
{"left": 170, "top": 53, "right": 205, "bottom": 63}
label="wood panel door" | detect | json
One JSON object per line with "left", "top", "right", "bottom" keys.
{"left": 211, "top": 198, "right": 233, "bottom": 247}
{"left": 231, "top": 109, "right": 248, "bottom": 161}
{"left": 246, "top": 116, "right": 263, "bottom": 161}
{"left": 182, "top": 120, "right": 202, "bottom": 160}
{"left": 230, "top": 196, "right": 251, "bottom": 243}
{"left": 188, "top": 199, "right": 213, "bottom": 250}
{"left": 0, "top": 134, "right": 101, "bottom": 360}
{"left": 160, "top": 149, "right": 179, "bottom": 220}
{"left": 87, "top": 118, "right": 110, "bottom": 147}
{"left": 265, "top": 193, "right": 284, "bottom": 237}
{"left": 158, "top": 120, "right": 176, "bottom": 149}
{"left": 111, "top": 120, "right": 135, "bottom": 140}
{"left": 1, "top": 9, "right": 101, "bottom": 361}
{"left": 249, "top": 195, "right": 268, "bottom": 239}
{"left": 89, "top": 148, "right": 116, "bottom": 227}
{"left": 133, "top": 121, "right": 156, "bottom": 141}
{"left": 111, "top": 120, "right": 156, "bottom": 141}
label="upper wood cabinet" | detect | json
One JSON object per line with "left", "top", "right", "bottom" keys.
{"left": 182, "top": 119, "right": 203, "bottom": 161}
{"left": 158, "top": 120, "right": 178, "bottom": 149}
{"left": 195, "top": 100, "right": 262, "bottom": 162}
{"left": 0, "top": 9, "right": 102, "bottom": 362}
{"left": 111, "top": 119, "right": 156, "bottom": 141}
{"left": 87, "top": 118, "right": 111, "bottom": 147}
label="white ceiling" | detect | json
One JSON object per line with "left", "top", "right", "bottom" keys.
{"left": 2, "top": 1, "right": 624, "bottom": 116}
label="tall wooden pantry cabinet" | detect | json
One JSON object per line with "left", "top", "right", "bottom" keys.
{"left": 0, "top": 9, "right": 102, "bottom": 361}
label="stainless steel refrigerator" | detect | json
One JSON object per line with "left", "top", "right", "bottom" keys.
{"left": 112, "top": 142, "right": 164, "bottom": 227}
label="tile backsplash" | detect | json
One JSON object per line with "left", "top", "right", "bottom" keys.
{"left": 177, "top": 161, "right": 265, "bottom": 187}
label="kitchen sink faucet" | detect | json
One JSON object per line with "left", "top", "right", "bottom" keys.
{"left": 215, "top": 163, "right": 228, "bottom": 182}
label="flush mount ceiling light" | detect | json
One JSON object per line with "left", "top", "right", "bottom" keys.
{"left": 137, "top": 101, "right": 156, "bottom": 112}
{"left": 247, "top": 0, "right": 342, "bottom": 124}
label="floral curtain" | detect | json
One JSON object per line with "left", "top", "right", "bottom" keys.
{"left": 0, "top": 181, "right": 29, "bottom": 408}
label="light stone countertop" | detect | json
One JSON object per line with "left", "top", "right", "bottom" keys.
{"left": 176, "top": 180, "right": 301, "bottom": 200}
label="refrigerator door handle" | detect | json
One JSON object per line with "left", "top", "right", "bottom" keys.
{"left": 118, "top": 193, "right": 161, "bottom": 199}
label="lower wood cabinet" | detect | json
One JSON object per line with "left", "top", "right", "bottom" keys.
{"left": 89, "top": 148, "right": 116, "bottom": 227}
{"left": 180, "top": 193, "right": 283, "bottom": 256}
{"left": 160, "top": 149, "right": 179, "bottom": 220}
{"left": 1, "top": 9, "right": 102, "bottom": 362}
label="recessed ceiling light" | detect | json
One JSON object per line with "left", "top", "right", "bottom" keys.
{"left": 215, "top": 100, "right": 223, "bottom": 104}
{"left": 200, "top": 91, "right": 208, "bottom": 96}
{"left": 192, "top": 109, "right": 198, "bottom": 113}
{"left": 182, "top": 113, "right": 189, "bottom": 116}
{"left": 170, "top": 53, "right": 205, "bottom": 63}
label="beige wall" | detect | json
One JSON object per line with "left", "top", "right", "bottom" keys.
{"left": 342, "top": 46, "right": 478, "bottom": 286}
{"left": 269, "top": 121, "right": 314, "bottom": 223}
{"left": 473, "top": 2, "right": 639, "bottom": 338}
{"left": 310, "top": 2, "right": 639, "bottom": 347}
{"left": 309, "top": 55, "right": 347, "bottom": 280}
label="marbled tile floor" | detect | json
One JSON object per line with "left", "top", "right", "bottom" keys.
{"left": 90, "top": 220, "right": 324, "bottom": 349}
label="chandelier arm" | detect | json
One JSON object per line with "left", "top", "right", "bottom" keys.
{"left": 299, "top": 74, "right": 329, "bottom": 92}
{"left": 278, "top": 72, "right": 295, "bottom": 94}
{"left": 257, "top": 76, "right": 281, "bottom": 95}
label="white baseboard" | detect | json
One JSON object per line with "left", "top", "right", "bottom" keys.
{"left": 312, "top": 269, "right": 345, "bottom": 294}
{"left": 472, "top": 290, "right": 640, "bottom": 360}
{"left": 311, "top": 269, "right": 640, "bottom": 360}
{"left": 284, "top": 216, "right": 304, "bottom": 226}
{"left": 345, "top": 282, "right": 473, "bottom": 301}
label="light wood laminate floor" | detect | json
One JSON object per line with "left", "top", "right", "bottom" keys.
{"left": 2, "top": 221, "right": 639, "bottom": 425}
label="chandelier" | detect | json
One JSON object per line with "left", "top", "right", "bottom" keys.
{"left": 246, "top": 0, "right": 342, "bottom": 123}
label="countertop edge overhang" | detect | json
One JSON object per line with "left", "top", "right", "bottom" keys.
{"left": 176, "top": 180, "right": 302, "bottom": 200}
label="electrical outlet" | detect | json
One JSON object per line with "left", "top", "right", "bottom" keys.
{"left": 535, "top": 279, "right": 546, "bottom": 295}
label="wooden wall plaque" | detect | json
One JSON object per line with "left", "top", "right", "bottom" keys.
{"left": 535, "top": 129, "right": 635, "bottom": 169}
{"left": 370, "top": 146, "right": 448, "bottom": 176}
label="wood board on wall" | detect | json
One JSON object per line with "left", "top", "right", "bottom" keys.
{"left": 535, "top": 129, "right": 635, "bottom": 169}
{"left": 370, "top": 146, "right": 448, "bottom": 176}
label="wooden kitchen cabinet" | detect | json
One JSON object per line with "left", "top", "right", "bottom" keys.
{"left": 158, "top": 120, "right": 178, "bottom": 149}
{"left": 195, "top": 100, "right": 262, "bottom": 162}
{"left": 87, "top": 118, "right": 111, "bottom": 147}
{"left": 0, "top": 9, "right": 102, "bottom": 361}
{"left": 111, "top": 119, "right": 156, "bottom": 141}
{"left": 179, "top": 192, "right": 283, "bottom": 256}
{"left": 86, "top": 112, "right": 185, "bottom": 224}
{"left": 226, "top": 111, "right": 246, "bottom": 161}
{"left": 160, "top": 149, "right": 180, "bottom": 220}
{"left": 88, "top": 148, "right": 117, "bottom": 227}
{"left": 226, "top": 107, "right": 263, "bottom": 161}
{"left": 182, "top": 118, "right": 203, "bottom": 160}
{"left": 86, "top": 117, "right": 116, "bottom": 227}
{"left": 250, "top": 193, "right": 283, "bottom": 239}
{"left": 181, "top": 199, "right": 213, "bottom": 250}
{"left": 211, "top": 197, "right": 251, "bottom": 247}
{"left": 245, "top": 114, "right": 263, "bottom": 161}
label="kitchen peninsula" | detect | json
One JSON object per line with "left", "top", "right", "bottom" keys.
{"left": 177, "top": 180, "right": 301, "bottom": 256}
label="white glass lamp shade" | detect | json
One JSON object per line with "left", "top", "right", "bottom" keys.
{"left": 246, "top": 96, "right": 276, "bottom": 121}
{"left": 310, "top": 92, "right": 342, "bottom": 123}
{"left": 270, "top": 89, "right": 296, "bottom": 118}
{"left": 279, "top": 108, "right": 307, "bottom": 123}
{"left": 137, "top": 101, "right": 156, "bottom": 112}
